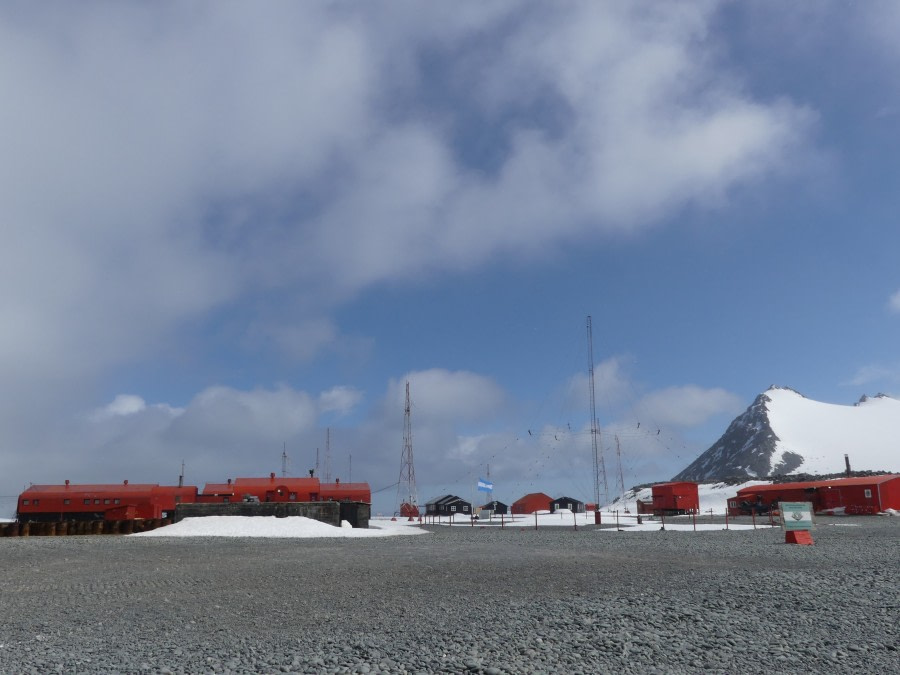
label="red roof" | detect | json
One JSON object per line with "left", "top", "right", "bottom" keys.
{"left": 736, "top": 474, "right": 899, "bottom": 495}
{"left": 22, "top": 483, "right": 177, "bottom": 496}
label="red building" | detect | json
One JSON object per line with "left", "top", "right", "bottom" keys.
{"left": 645, "top": 482, "right": 699, "bottom": 515}
{"left": 199, "top": 474, "right": 371, "bottom": 504}
{"left": 16, "top": 481, "right": 197, "bottom": 522}
{"left": 16, "top": 474, "right": 372, "bottom": 523}
{"left": 727, "top": 475, "right": 900, "bottom": 516}
{"left": 511, "top": 492, "right": 552, "bottom": 514}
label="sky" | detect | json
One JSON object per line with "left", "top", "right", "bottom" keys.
{"left": 2, "top": 2, "right": 899, "bottom": 515}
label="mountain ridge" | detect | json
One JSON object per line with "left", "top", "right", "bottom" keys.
{"left": 672, "top": 386, "right": 898, "bottom": 481}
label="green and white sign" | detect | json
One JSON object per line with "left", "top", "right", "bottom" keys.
{"left": 780, "top": 501, "right": 814, "bottom": 531}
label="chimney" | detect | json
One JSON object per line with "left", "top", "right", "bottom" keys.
{"left": 844, "top": 454, "right": 851, "bottom": 477}
{"left": 124, "top": 479, "right": 129, "bottom": 485}
{"left": 65, "top": 479, "right": 70, "bottom": 487}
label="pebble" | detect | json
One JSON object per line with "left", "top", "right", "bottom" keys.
{"left": 0, "top": 516, "right": 896, "bottom": 673}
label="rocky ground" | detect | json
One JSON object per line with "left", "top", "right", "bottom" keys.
{"left": 0, "top": 516, "right": 897, "bottom": 674}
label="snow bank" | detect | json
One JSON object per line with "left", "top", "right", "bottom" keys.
{"left": 131, "top": 515, "right": 429, "bottom": 538}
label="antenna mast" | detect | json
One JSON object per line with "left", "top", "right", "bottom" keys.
{"left": 615, "top": 434, "right": 627, "bottom": 512}
{"left": 324, "top": 428, "right": 332, "bottom": 483}
{"left": 397, "top": 381, "right": 419, "bottom": 518}
{"left": 587, "top": 316, "right": 608, "bottom": 511}
{"left": 281, "top": 443, "right": 290, "bottom": 477}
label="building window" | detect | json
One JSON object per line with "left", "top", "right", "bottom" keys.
{"left": 94, "top": 499, "right": 100, "bottom": 505}
{"left": 289, "top": 492, "right": 297, "bottom": 500}
{"left": 22, "top": 499, "right": 30, "bottom": 505}
{"left": 223, "top": 497, "right": 230, "bottom": 503}
{"left": 463, "top": 505, "right": 469, "bottom": 512}
{"left": 63, "top": 499, "right": 70, "bottom": 505}
{"left": 451, "top": 505, "right": 457, "bottom": 512}
{"left": 114, "top": 498, "right": 121, "bottom": 505}
{"left": 103, "top": 499, "right": 111, "bottom": 505}
{"left": 33, "top": 500, "right": 39, "bottom": 505}
{"left": 84, "top": 499, "right": 91, "bottom": 505}
{"left": 864, "top": 489, "right": 872, "bottom": 498}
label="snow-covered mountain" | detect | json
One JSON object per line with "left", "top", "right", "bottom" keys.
{"left": 673, "top": 386, "right": 899, "bottom": 481}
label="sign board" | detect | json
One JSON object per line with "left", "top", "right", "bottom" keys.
{"left": 780, "top": 501, "right": 814, "bottom": 531}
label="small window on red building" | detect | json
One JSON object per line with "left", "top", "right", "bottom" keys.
{"left": 103, "top": 499, "right": 110, "bottom": 505}
{"left": 864, "top": 489, "right": 872, "bottom": 498}
{"left": 114, "top": 498, "right": 121, "bottom": 505}
{"left": 289, "top": 492, "right": 297, "bottom": 500}
{"left": 22, "top": 499, "right": 30, "bottom": 506}
{"left": 63, "top": 499, "right": 70, "bottom": 505}
{"left": 94, "top": 499, "right": 100, "bottom": 505}
{"left": 84, "top": 499, "right": 91, "bottom": 505}
{"left": 33, "top": 499, "right": 39, "bottom": 505}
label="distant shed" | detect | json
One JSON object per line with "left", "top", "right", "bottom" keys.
{"left": 511, "top": 492, "right": 552, "bottom": 514}
{"left": 478, "top": 500, "right": 509, "bottom": 516}
{"left": 649, "top": 482, "right": 699, "bottom": 515}
{"left": 425, "top": 495, "right": 471, "bottom": 517}
{"left": 550, "top": 496, "right": 585, "bottom": 513}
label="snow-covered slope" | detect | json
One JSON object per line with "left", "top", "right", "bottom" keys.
{"left": 674, "top": 387, "right": 899, "bottom": 480}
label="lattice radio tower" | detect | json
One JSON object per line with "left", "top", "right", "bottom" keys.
{"left": 396, "top": 381, "right": 418, "bottom": 518}
{"left": 587, "top": 316, "right": 609, "bottom": 509}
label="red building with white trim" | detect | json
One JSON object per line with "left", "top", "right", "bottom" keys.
{"left": 727, "top": 475, "right": 900, "bottom": 516}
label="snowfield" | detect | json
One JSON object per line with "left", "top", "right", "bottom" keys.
{"left": 765, "top": 388, "right": 899, "bottom": 474}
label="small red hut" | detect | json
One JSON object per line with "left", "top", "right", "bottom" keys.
{"left": 649, "top": 481, "right": 699, "bottom": 515}
{"left": 511, "top": 492, "right": 552, "bottom": 514}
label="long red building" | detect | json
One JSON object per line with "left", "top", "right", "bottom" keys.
{"left": 727, "top": 475, "right": 900, "bottom": 516}
{"left": 16, "top": 473, "right": 371, "bottom": 523}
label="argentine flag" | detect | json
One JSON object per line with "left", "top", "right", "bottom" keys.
{"left": 477, "top": 477, "right": 494, "bottom": 492}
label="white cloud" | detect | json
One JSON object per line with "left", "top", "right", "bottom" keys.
{"left": 318, "top": 386, "right": 364, "bottom": 416}
{"left": 637, "top": 386, "right": 744, "bottom": 428}
{"left": 0, "top": 2, "right": 815, "bottom": 386}
{"left": 386, "top": 369, "right": 508, "bottom": 424}
{"left": 845, "top": 363, "right": 900, "bottom": 388}
{"left": 93, "top": 394, "right": 147, "bottom": 419}
{"left": 0, "top": 4, "right": 819, "bottom": 498}
{"left": 889, "top": 289, "right": 900, "bottom": 314}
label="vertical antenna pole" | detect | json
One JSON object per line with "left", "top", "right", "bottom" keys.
{"left": 324, "top": 428, "right": 332, "bottom": 483}
{"left": 587, "top": 316, "right": 608, "bottom": 512}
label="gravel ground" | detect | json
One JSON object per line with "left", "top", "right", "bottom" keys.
{"left": 0, "top": 516, "right": 897, "bottom": 674}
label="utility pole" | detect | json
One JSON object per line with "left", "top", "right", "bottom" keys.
{"left": 587, "top": 316, "right": 608, "bottom": 514}
{"left": 281, "top": 443, "right": 290, "bottom": 477}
